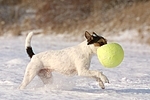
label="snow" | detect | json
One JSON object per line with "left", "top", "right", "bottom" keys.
{"left": 0, "top": 33, "right": 150, "bottom": 100}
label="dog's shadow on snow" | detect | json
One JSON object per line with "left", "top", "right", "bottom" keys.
{"left": 115, "top": 88, "right": 150, "bottom": 94}
{"left": 72, "top": 88, "right": 150, "bottom": 94}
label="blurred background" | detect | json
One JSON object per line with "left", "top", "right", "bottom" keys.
{"left": 0, "top": 0, "right": 150, "bottom": 44}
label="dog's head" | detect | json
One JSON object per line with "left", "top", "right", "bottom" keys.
{"left": 85, "top": 31, "right": 107, "bottom": 53}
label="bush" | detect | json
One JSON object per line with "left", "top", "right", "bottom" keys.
{"left": 0, "top": 0, "right": 149, "bottom": 44}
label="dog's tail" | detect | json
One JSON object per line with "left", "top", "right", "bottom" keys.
{"left": 25, "top": 32, "right": 35, "bottom": 58}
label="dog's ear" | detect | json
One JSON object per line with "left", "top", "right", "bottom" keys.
{"left": 85, "top": 31, "right": 92, "bottom": 39}
{"left": 85, "top": 31, "right": 93, "bottom": 45}
{"left": 92, "top": 32, "right": 98, "bottom": 37}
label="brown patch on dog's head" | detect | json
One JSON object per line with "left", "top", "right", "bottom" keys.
{"left": 85, "top": 31, "right": 107, "bottom": 47}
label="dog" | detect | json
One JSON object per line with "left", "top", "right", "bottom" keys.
{"left": 19, "top": 31, "right": 109, "bottom": 89}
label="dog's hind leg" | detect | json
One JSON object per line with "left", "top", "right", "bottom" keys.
{"left": 19, "top": 57, "right": 43, "bottom": 89}
{"left": 38, "top": 69, "right": 53, "bottom": 84}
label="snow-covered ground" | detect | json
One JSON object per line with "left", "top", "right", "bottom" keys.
{"left": 0, "top": 33, "right": 150, "bottom": 100}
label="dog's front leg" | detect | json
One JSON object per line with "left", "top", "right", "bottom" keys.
{"left": 77, "top": 67, "right": 109, "bottom": 89}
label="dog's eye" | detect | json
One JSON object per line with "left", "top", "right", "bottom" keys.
{"left": 98, "top": 42, "right": 105, "bottom": 46}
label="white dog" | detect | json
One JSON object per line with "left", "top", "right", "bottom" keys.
{"left": 19, "top": 31, "right": 109, "bottom": 89}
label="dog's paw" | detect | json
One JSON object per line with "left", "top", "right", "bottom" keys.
{"left": 100, "top": 73, "right": 109, "bottom": 83}
{"left": 96, "top": 78, "right": 105, "bottom": 89}
{"left": 18, "top": 85, "right": 24, "bottom": 90}
{"left": 18, "top": 83, "right": 26, "bottom": 90}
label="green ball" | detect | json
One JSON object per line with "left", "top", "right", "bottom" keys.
{"left": 97, "top": 43, "right": 124, "bottom": 68}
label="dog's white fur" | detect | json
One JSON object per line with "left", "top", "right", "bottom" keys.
{"left": 19, "top": 32, "right": 109, "bottom": 89}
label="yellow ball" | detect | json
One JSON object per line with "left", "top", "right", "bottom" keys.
{"left": 97, "top": 43, "right": 124, "bottom": 68}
